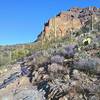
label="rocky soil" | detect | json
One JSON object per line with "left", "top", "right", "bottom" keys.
{"left": 18, "top": 46, "right": 100, "bottom": 100}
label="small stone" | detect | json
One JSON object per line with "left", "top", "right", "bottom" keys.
{"left": 43, "top": 74, "right": 49, "bottom": 80}
{"left": 73, "top": 69, "right": 79, "bottom": 75}
{"left": 59, "top": 96, "right": 68, "bottom": 100}
{"left": 71, "top": 81, "right": 77, "bottom": 86}
{"left": 79, "top": 94, "right": 83, "bottom": 99}
{"left": 38, "top": 67, "right": 44, "bottom": 73}
{"left": 72, "top": 69, "right": 80, "bottom": 80}
{"left": 64, "top": 75, "right": 70, "bottom": 81}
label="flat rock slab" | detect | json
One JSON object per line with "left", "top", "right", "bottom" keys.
{"left": 14, "top": 89, "right": 45, "bottom": 100}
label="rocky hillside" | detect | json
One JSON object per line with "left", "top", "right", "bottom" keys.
{"left": 0, "top": 7, "right": 100, "bottom": 68}
{"left": 0, "top": 7, "right": 100, "bottom": 100}
{"left": 37, "top": 7, "right": 100, "bottom": 42}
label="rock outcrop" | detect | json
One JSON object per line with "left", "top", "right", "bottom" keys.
{"left": 37, "top": 7, "right": 100, "bottom": 42}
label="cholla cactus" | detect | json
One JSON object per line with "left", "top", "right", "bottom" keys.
{"left": 82, "top": 37, "right": 91, "bottom": 45}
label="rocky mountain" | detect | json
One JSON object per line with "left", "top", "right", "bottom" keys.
{"left": 37, "top": 7, "right": 100, "bottom": 42}
{"left": 0, "top": 7, "right": 100, "bottom": 100}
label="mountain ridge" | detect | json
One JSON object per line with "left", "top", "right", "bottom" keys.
{"left": 36, "top": 6, "right": 100, "bottom": 43}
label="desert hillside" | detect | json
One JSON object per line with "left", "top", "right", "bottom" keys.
{"left": 0, "top": 7, "right": 100, "bottom": 100}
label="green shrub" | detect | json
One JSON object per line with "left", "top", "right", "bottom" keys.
{"left": 95, "top": 51, "right": 100, "bottom": 58}
{"left": 11, "top": 49, "right": 29, "bottom": 60}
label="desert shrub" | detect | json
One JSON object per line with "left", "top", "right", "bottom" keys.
{"left": 0, "top": 56, "right": 10, "bottom": 66}
{"left": 73, "top": 30, "right": 82, "bottom": 37}
{"left": 32, "top": 51, "right": 50, "bottom": 65}
{"left": 96, "top": 35, "right": 100, "bottom": 46}
{"left": 11, "top": 49, "right": 29, "bottom": 60}
{"left": 51, "top": 55, "right": 64, "bottom": 65}
{"left": 62, "top": 45, "right": 78, "bottom": 59}
{"left": 95, "top": 51, "right": 100, "bottom": 58}
{"left": 93, "top": 21, "right": 100, "bottom": 32}
{"left": 81, "top": 26, "right": 90, "bottom": 33}
{"left": 74, "top": 58, "right": 100, "bottom": 74}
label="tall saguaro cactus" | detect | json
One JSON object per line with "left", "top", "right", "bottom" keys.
{"left": 91, "top": 14, "right": 93, "bottom": 31}
{"left": 90, "top": 14, "right": 95, "bottom": 31}
{"left": 52, "top": 17, "right": 57, "bottom": 41}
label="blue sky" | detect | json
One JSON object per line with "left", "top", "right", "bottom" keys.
{"left": 0, "top": 0, "right": 99, "bottom": 45}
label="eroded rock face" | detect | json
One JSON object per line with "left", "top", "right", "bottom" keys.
{"left": 37, "top": 7, "right": 100, "bottom": 42}
{"left": 44, "top": 17, "right": 81, "bottom": 39}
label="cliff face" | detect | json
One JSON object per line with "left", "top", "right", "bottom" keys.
{"left": 37, "top": 7, "right": 100, "bottom": 42}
